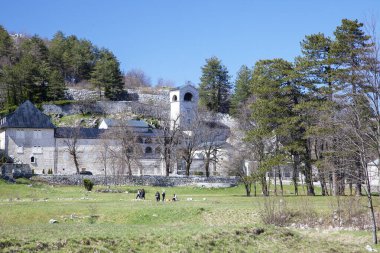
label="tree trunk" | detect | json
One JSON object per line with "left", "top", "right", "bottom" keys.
{"left": 274, "top": 168, "right": 277, "bottom": 196}
{"left": 244, "top": 182, "right": 251, "bottom": 197}
{"left": 369, "top": 195, "right": 378, "bottom": 244}
{"left": 292, "top": 154, "right": 299, "bottom": 196}
{"left": 355, "top": 159, "right": 362, "bottom": 196}
{"left": 185, "top": 161, "right": 191, "bottom": 176}
{"left": 304, "top": 142, "right": 315, "bottom": 196}
{"left": 127, "top": 160, "right": 132, "bottom": 177}
{"left": 205, "top": 155, "right": 210, "bottom": 177}
{"left": 319, "top": 172, "right": 328, "bottom": 196}
{"left": 254, "top": 181, "right": 257, "bottom": 197}
{"left": 165, "top": 157, "right": 170, "bottom": 177}
{"left": 278, "top": 167, "right": 284, "bottom": 196}
{"left": 260, "top": 175, "right": 268, "bottom": 196}
{"left": 164, "top": 148, "right": 171, "bottom": 176}
{"left": 73, "top": 153, "right": 80, "bottom": 174}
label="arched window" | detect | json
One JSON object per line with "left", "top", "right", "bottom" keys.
{"left": 145, "top": 147, "right": 152, "bottom": 154}
{"left": 172, "top": 95, "right": 178, "bottom": 102}
{"left": 137, "top": 137, "right": 143, "bottom": 143}
{"left": 184, "top": 92, "right": 193, "bottom": 101}
{"left": 30, "top": 156, "right": 35, "bottom": 163}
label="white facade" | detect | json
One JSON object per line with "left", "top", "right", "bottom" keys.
{"left": 0, "top": 86, "right": 232, "bottom": 176}
{"left": 0, "top": 128, "right": 56, "bottom": 173}
{"left": 170, "top": 85, "right": 198, "bottom": 130}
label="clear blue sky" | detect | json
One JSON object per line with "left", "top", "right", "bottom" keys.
{"left": 1, "top": 0, "right": 380, "bottom": 87}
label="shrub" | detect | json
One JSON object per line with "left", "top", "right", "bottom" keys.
{"left": 194, "top": 171, "right": 204, "bottom": 176}
{"left": 15, "top": 178, "right": 31, "bottom": 184}
{"left": 83, "top": 179, "right": 94, "bottom": 191}
{"left": 260, "top": 198, "right": 293, "bottom": 226}
{"left": 42, "top": 169, "right": 45, "bottom": 174}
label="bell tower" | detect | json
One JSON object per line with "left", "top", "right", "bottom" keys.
{"left": 169, "top": 85, "right": 198, "bottom": 130}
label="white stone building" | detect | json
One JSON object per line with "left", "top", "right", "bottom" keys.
{"left": 0, "top": 85, "right": 231, "bottom": 176}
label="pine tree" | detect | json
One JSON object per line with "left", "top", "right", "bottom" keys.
{"left": 199, "top": 57, "right": 231, "bottom": 113}
{"left": 230, "top": 65, "right": 252, "bottom": 115}
{"left": 90, "top": 49, "right": 124, "bottom": 100}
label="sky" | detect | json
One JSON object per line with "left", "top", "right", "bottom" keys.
{"left": 1, "top": 0, "right": 380, "bottom": 87}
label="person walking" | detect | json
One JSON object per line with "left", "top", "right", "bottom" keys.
{"left": 155, "top": 191, "right": 160, "bottom": 202}
{"left": 162, "top": 190, "right": 166, "bottom": 202}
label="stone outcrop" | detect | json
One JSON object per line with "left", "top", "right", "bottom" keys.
{"left": 33, "top": 175, "right": 239, "bottom": 187}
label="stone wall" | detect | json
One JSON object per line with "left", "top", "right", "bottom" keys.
{"left": 127, "top": 89, "right": 170, "bottom": 106}
{"left": 65, "top": 88, "right": 102, "bottom": 101}
{"left": 33, "top": 175, "right": 239, "bottom": 187}
{"left": 65, "top": 88, "right": 170, "bottom": 107}
{"left": 42, "top": 101, "right": 134, "bottom": 116}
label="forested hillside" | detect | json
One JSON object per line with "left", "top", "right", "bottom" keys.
{"left": 0, "top": 27, "right": 124, "bottom": 109}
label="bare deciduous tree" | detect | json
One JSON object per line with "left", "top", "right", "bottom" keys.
{"left": 124, "top": 69, "right": 151, "bottom": 88}
{"left": 155, "top": 113, "right": 180, "bottom": 176}
{"left": 63, "top": 126, "right": 81, "bottom": 174}
{"left": 107, "top": 122, "right": 143, "bottom": 177}
{"left": 198, "top": 113, "right": 229, "bottom": 177}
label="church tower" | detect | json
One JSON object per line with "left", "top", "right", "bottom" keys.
{"left": 169, "top": 85, "right": 198, "bottom": 130}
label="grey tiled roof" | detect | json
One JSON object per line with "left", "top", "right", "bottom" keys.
{"left": 103, "top": 118, "right": 122, "bottom": 127}
{"left": 0, "top": 100, "right": 55, "bottom": 129}
{"left": 101, "top": 118, "right": 150, "bottom": 128}
{"left": 170, "top": 84, "right": 197, "bottom": 91}
{"left": 127, "top": 119, "right": 149, "bottom": 128}
{"left": 55, "top": 127, "right": 106, "bottom": 139}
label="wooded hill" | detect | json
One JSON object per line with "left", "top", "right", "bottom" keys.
{"left": 0, "top": 27, "right": 124, "bottom": 109}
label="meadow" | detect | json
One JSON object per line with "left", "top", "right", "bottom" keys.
{"left": 0, "top": 179, "right": 379, "bottom": 252}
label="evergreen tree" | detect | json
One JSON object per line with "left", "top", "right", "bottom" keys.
{"left": 47, "top": 69, "right": 66, "bottom": 100}
{"left": 248, "top": 59, "right": 316, "bottom": 195}
{"left": 230, "top": 65, "right": 252, "bottom": 115}
{"left": 48, "top": 31, "right": 66, "bottom": 78}
{"left": 199, "top": 57, "right": 231, "bottom": 113}
{"left": 0, "top": 25, "right": 14, "bottom": 68}
{"left": 90, "top": 49, "right": 124, "bottom": 100}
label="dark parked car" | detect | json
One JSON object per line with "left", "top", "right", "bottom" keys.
{"left": 79, "top": 171, "right": 93, "bottom": 175}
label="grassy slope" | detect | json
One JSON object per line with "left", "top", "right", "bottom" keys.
{"left": 0, "top": 180, "right": 377, "bottom": 252}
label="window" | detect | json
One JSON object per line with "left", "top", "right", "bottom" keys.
{"left": 145, "top": 146, "right": 152, "bottom": 154}
{"left": 32, "top": 146, "right": 43, "bottom": 154}
{"left": 30, "top": 156, "right": 35, "bottom": 163}
{"left": 16, "top": 130, "right": 24, "bottom": 139}
{"left": 172, "top": 95, "right": 178, "bottom": 102}
{"left": 16, "top": 146, "right": 24, "bottom": 154}
{"left": 144, "top": 137, "right": 152, "bottom": 144}
{"left": 33, "top": 130, "right": 42, "bottom": 139}
{"left": 184, "top": 92, "right": 193, "bottom": 101}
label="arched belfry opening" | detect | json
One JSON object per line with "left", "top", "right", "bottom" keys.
{"left": 184, "top": 92, "right": 193, "bottom": 101}
{"left": 172, "top": 95, "right": 178, "bottom": 102}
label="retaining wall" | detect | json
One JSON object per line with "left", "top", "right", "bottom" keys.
{"left": 32, "top": 175, "right": 239, "bottom": 187}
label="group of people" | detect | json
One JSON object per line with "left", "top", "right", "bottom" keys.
{"left": 136, "top": 188, "right": 177, "bottom": 202}
{"left": 155, "top": 191, "right": 177, "bottom": 202}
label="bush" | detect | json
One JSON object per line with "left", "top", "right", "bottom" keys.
{"left": 260, "top": 198, "right": 293, "bottom": 226}
{"left": 83, "top": 179, "right": 94, "bottom": 191}
{"left": 15, "top": 178, "right": 31, "bottom": 184}
{"left": 194, "top": 171, "right": 204, "bottom": 176}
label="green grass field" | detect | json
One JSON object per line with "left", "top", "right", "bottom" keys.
{"left": 0, "top": 179, "right": 378, "bottom": 252}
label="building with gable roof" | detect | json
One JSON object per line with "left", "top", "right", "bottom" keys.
{"left": 0, "top": 85, "right": 232, "bottom": 177}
